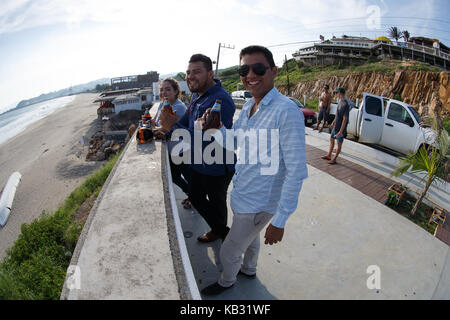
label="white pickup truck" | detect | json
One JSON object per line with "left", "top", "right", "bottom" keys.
{"left": 329, "top": 93, "right": 438, "bottom": 155}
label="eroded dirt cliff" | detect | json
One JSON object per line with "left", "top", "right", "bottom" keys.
{"left": 287, "top": 70, "right": 449, "bottom": 118}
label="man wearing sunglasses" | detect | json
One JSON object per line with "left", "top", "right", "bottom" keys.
{"left": 159, "top": 54, "right": 236, "bottom": 244}
{"left": 200, "top": 45, "right": 308, "bottom": 296}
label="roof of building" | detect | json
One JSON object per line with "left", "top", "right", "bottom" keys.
{"left": 410, "top": 36, "right": 449, "bottom": 51}
{"left": 100, "top": 88, "right": 140, "bottom": 97}
{"left": 113, "top": 94, "right": 141, "bottom": 102}
{"left": 335, "top": 35, "right": 372, "bottom": 41}
{"left": 374, "top": 36, "right": 393, "bottom": 44}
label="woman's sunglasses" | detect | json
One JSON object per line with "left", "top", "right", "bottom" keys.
{"left": 238, "top": 63, "right": 269, "bottom": 77}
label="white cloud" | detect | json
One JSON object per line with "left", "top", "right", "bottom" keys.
{"left": 0, "top": 0, "right": 446, "bottom": 108}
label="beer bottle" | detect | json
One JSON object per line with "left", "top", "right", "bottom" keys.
{"left": 204, "top": 99, "right": 222, "bottom": 130}
{"left": 144, "top": 107, "right": 151, "bottom": 119}
{"left": 162, "top": 99, "right": 175, "bottom": 115}
{"left": 138, "top": 127, "right": 145, "bottom": 143}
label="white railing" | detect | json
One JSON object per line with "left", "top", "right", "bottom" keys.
{"left": 296, "top": 41, "right": 449, "bottom": 61}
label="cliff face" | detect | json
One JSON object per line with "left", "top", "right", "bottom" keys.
{"left": 287, "top": 70, "right": 450, "bottom": 118}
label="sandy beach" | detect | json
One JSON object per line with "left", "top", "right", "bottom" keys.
{"left": 0, "top": 93, "right": 104, "bottom": 260}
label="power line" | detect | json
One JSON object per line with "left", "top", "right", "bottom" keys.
{"left": 267, "top": 40, "right": 318, "bottom": 48}
{"left": 279, "top": 23, "right": 450, "bottom": 35}
{"left": 281, "top": 16, "right": 450, "bottom": 31}
{"left": 267, "top": 31, "right": 450, "bottom": 46}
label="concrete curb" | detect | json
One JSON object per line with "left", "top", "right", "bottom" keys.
{"left": 60, "top": 135, "right": 130, "bottom": 300}
{"left": 162, "top": 142, "right": 201, "bottom": 300}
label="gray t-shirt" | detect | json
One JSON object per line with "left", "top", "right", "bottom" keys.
{"left": 155, "top": 99, "right": 187, "bottom": 126}
{"left": 334, "top": 99, "right": 350, "bottom": 136}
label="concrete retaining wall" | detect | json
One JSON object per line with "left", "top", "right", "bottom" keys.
{"left": 60, "top": 137, "right": 199, "bottom": 299}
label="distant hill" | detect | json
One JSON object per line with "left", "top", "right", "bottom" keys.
{"left": 15, "top": 78, "right": 111, "bottom": 110}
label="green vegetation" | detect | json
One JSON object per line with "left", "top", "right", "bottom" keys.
{"left": 218, "top": 66, "right": 240, "bottom": 94}
{"left": 217, "top": 59, "right": 442, "bottom": 96}
{"left": 276, "top": 59, "right": 441, "bottom": 87}
{"left": 0, "top": 152, "right": 121, "bottom": 300}
{"left": 304, "top": 99, "right": 320, "bottom": 112}
{"left": 386, "top": 191, "right": 437, "bottom": 235}
{"left": 392, "top": 118, "right": 449, "bottom": 216}
{"left": 443, "top": 118, "right": 450, "bottom": 135}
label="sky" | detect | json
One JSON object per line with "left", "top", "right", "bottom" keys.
{"left": 0, "top": 0, "right": 449, "bottom": 110}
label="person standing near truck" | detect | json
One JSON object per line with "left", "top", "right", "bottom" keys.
{"left": 321, "top": 87, "right": 349, "bottom": 164}
{"left": 314, "top": 84, "right": 331, "bottom": 132}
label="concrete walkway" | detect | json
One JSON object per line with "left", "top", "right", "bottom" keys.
{"left": 174, "top": 163, "right": 449, "bottom": 299}
{"left": 173, "top": 129, "right": 450, "bottom": 300}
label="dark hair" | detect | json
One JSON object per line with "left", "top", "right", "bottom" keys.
{"left": 336, "top": 87, "right": 346, "bottom": 94}
{"left": 189, "top": 54, "right": 213, "bottom": 71}
{"left": 161, "top": 78, "right": 181, "bottom": 99}
{"left": 239, "top": 45, "right": 275, "bottom": 68}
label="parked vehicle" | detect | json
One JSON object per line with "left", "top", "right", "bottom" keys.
{"left": 329, "top": 92, "right": 438, "bottom": 155}
{"left": 288, "top": 97, "right": 317, "bottom": 127}
{"left": 231, "top": 90, "right": 253, "bottom": 101}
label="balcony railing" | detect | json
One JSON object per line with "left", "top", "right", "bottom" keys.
{"left": 296, "top": 41, "right": 449, "bottom": 61}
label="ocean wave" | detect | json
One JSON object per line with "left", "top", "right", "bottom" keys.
{"left": 0, "top": 95, "right": 76, "bottom": 146}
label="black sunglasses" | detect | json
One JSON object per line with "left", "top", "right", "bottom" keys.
{"left": 238, "top": 63, "right": 269, "bottom": 77}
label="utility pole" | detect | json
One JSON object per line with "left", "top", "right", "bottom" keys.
{"left": 215, "top": 43, "right": 235, "bottom": 77}
{"left": 285, "top": 55, "right": 291, "bottom": 96}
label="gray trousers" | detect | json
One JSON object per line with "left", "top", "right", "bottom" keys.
{"left": 218, "top": 211, "right": 273, "bottom": 288}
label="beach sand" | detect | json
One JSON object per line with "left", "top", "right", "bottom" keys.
{"left": 0, "top": 93, "right": 104, "bottom": 260}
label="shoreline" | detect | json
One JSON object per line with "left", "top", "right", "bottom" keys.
{"left": 0, "top": 93, "right": 103, "bottom": 260}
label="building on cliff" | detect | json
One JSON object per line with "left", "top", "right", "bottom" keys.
{"left": 293, "top": 35, "right": 449, "bottom": 70}
{"left": 110, "top": 71, "right": 159, "bottom": 90}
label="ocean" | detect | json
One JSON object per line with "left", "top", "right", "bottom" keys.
{"left": 0, "top": 96, "right": 76, "bottom": 146}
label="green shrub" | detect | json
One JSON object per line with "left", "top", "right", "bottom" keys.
{"left": 63, "top": 221, "right": 83, "bottom": 253}
{"left": 393, "top": 94, "right": 402, "bottom": 101}
{"left": 0, "top": 151, "right": 121, "bottom": 300}
{"left": 443, "top": 118, "right": 450, "bottom": 135}
{"left": 386, "top": 190, "right": 400, "bottom": 207}
{"left": 0, "top": 269, "right": 36, "bottom": 300}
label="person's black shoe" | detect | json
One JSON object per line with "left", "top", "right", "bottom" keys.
{"left": 197, "top": 231, "right": 220, "bottom": 243}
{"left": 238, "top": 270, "right": 256, "bottom": 279}
{"left": 201, "top": 282, "right": 233, "bottom": 296}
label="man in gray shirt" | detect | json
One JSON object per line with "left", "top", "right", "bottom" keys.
{"left": 321, "top": 87, "right": 349, "bottom": 164}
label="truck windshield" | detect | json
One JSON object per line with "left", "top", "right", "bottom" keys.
{"left": 244, "top": 91, "right": 253, "bottom": 98}
{"left": 408, "top": 106, "right": 422, "bottom": 124}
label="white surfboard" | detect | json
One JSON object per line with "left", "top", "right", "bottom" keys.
{"left": 0, "top": 172, "right": 22, "bottom": 227}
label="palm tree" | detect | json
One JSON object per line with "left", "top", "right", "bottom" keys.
{"left": 391, "top": 118, "right": 449, "bottom": 215}
{"left": 402, "top": 30, "right": 410, "bottom": 43}
{"left": 388, "top": 27, "right": 402, "bottom": 44}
